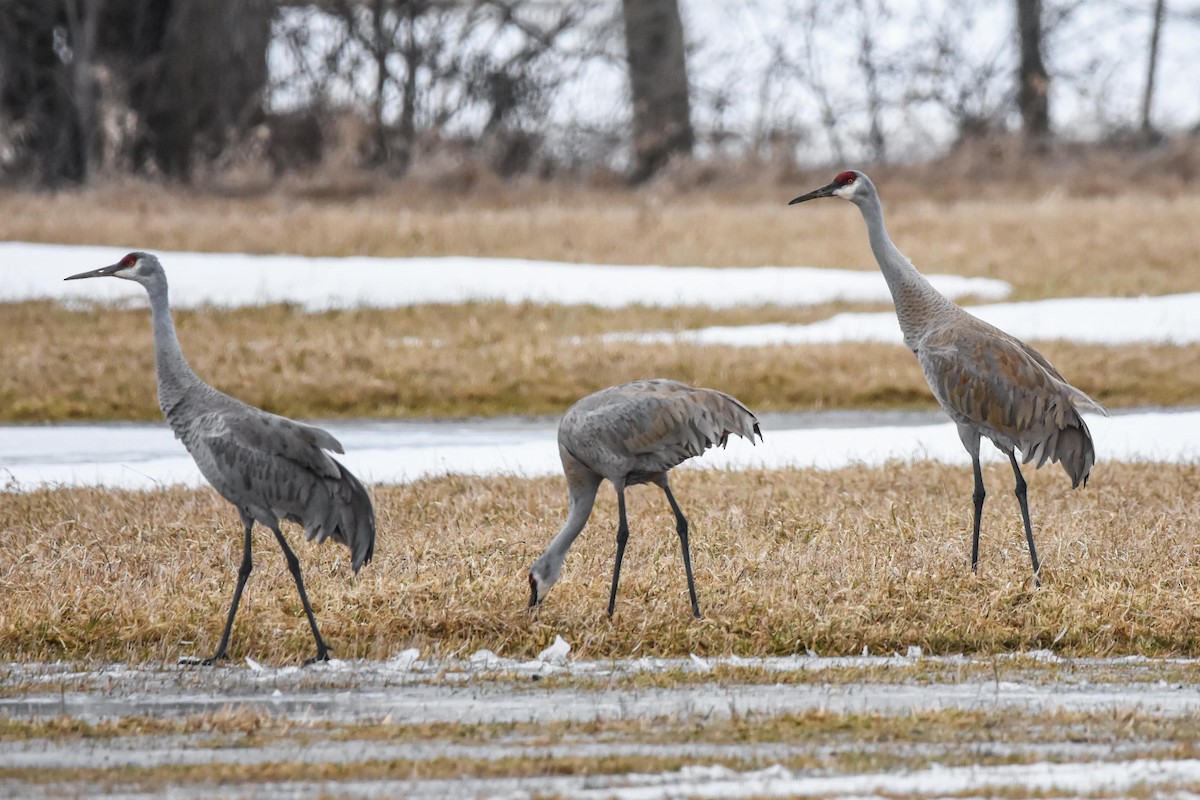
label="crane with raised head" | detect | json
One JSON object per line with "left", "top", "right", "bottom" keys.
{"left": 790, "top": 171, "right": 1105, "bottom": 586}
{"left": 65, "top": 252, "right": 375, "bottom": 664}
{"left": 528, "top": 379, "right": 761, "bottom": 618}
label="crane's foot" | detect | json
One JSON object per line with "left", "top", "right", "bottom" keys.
{"left": 303, "top": 644, "right": 332, "bottom": 666}
{"left": 178, "top": 650, "right": 229, "bottom": 667}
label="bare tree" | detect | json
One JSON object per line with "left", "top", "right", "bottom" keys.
{"left": 620, "top": 0, "right": 693, "bottom": 182}
{"left": 0, "top": 0, "right": 104, "bottom": 185}
{"left": 1141, "top": 0, "right": 1166, "bottom": 138}
{"left": 852, "top": 0, "right": 888, "bottom": 162}
{"left": 130, "top": 0, "right": 272, "bottom": 178}
{"left": 1015, "top": 0, "right": 1051, "bottom": 142}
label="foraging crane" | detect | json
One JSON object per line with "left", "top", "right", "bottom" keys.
{"left": 65, "top": 252, "right": 375, "bottom": 664}
{"left": 528, "top": 379, "right": 761, "bottom": 618}
{"left": 790, "top": 171, "right": 1104, "bottom": 585}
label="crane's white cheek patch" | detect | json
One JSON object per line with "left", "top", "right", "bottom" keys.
{"left": 834, "top": 184, "right": 857, "bottom": 200}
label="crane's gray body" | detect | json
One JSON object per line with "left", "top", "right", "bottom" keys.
{"left": 66, "top": 252, "right": 374, "bottom": 662}
{"left": 163, "top": 379, "right": 374, "bottom": 571}
{"left": 559, "top": 379, "right": 760, "bottom": 487}
{"left": 791, "top": 171, "right": 1104, "bottom": 582}
{"left": 529, "top": 379, "right": 761, "bottom": 617}
{"left": 848, "top": 172, "right": 1103, "bottom": 485}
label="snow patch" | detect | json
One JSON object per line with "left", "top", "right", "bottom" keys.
{"left": 2, "top": 409, "right": 1196, "bottom": 492}
{"left": 0, "top": 241, "right": 1009, "bottom": 310}
{"left": 611, "top": 292, "right": 1200, "bottom": 346}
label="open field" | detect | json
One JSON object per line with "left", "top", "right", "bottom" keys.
{"left": 3, "top": 182, "right": 1199, "bottom": 797}
{"left": 3, "top": 461, "right": 1200, "bottom": 664}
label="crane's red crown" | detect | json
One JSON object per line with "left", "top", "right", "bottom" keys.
{"left": 834, "top": 171, "right": 857, "bottom": 186}
{"left": 119, "top": 254, "right": 138, "bottom": 267}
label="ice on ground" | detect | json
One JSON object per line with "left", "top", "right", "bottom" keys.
{"left": 0, "top": 241, "right": 1010, "bottom": 310}
{"left": 563, "top": 759, "right": 1200, "bottom": 799}
{"left": 611, "top": 291, "right": 1200, "bottom": 346}
{"left": 1, "top": 409, "right": 1196, "bottom": 492}
{"left": 6, "top": 653, "right": 1200, "bottom": 729}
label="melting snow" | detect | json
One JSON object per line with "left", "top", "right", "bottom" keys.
{"left": 0, "top": 241, "right": 1009, "bottom": 310}
{"left": 1, "top": 409, "right": 1195, "bottom": 492}
{"left": 612, "top": 292, "right": 1200, "bottom": 346}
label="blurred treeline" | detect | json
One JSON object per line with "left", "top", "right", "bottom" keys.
{"left": 0, "top": 0, "right": 1195, "bottom": 190}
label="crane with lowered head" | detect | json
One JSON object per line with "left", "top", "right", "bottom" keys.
{"left": 528, "top": 379, "right": 761, "bottom": 618}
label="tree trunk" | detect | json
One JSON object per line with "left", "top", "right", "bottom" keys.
{"left": 1140, "top": 0, "right": 1166, "bottom": 138}
{"left": 621, "top": 0, "right": 692, "bottom": 183}
{"left": 1015, "top": 0, "right": 1050, "bottom": 143}
{"left": 130, "top": 0, "right": 272, "bottom": 179}
{"left": 0, "top": 0, "right": 96, "bottom": 186}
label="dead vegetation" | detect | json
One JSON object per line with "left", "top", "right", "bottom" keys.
{"left": 2, "top": 299, "right": 1196, "bottom": 422}
{"left": 3, "top": 461, "right": 1199, "bottom": 664}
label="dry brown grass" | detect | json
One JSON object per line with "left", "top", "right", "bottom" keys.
{"left": 4, "top": 300, "right": 1197, "bottom": 422}
{"left": 3, "top": 181, "right": 1200, "bottom": 300}
{"left": 4, "top": 461, "right": 1199, "bottom": 664}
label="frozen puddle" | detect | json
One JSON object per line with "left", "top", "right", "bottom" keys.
{"left": 0, "top": 241, "right": 1010, "bottom": 310}
{"left": 2, "top": 408, "right": 1198, "bottom": 491}
{"left": 5, "top": 649, "right": 1200, "bottom": 726}
{"left": 6, "top": 650, "right": 1200, "bottom": 799}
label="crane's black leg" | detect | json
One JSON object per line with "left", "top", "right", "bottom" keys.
{"left": 270, "top": 525, "right": 332, "bottom": 664}
{"left": 1008, "top": 453, "right": 1042, "bottom": 588}
{"left": 970, "top": 454, "right": 986, "bottom": 574}
{"left": 607, "top": 487, "right": 630, "bottom": 618}
{"left": 661, "top": 483, "right": 701, "bottom": 619}
{"left": 183, "top": 513, "right": 254, "bottom": 666}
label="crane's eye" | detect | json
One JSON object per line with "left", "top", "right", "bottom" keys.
{"left": 845, "top": 176, "right": 855, "bottom": 184}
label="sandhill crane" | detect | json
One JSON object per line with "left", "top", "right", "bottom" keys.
{"left": 790, "top": 171, "right": 1105, "bottom": 585}
{"left": 65, "top": 252, "right": 375, "bottom": 664}
{"left": 528, "top": 379, "right": 761, "bottom": 618}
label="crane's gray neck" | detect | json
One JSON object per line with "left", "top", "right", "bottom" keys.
{"left": 145, "top": 279, "right": 202, "bottom": 416}
{"left": 857, "top": 194, "right": 955, "bottom": 345}
{"left": 533, "top": 480, "right": 599, "bottom": 586}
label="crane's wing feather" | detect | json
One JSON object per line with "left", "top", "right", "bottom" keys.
{"left": 194, "top": 413, "right": 375, "bottom": 571}
{"left": 919, "top": 324, "right": 1096, "bottom": 486}
{"left": 192, "top": 408, "right": 344, "bottom": 479}
{"left": 576, "top": 380, "right": 760, "bottom": 476}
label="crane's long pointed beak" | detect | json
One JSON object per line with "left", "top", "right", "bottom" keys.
{"left": 64, "top": 263, "right": 123, "bottom": 281}
{"left": 528, "top": 573, "right": 541, "bottom": 609}
{"left": 788, "top": 182, "right": 839, "bottom": 205}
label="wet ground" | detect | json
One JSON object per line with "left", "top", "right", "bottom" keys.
{"left": 4, "top": 650, "right": 1200, "bottom": 798}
